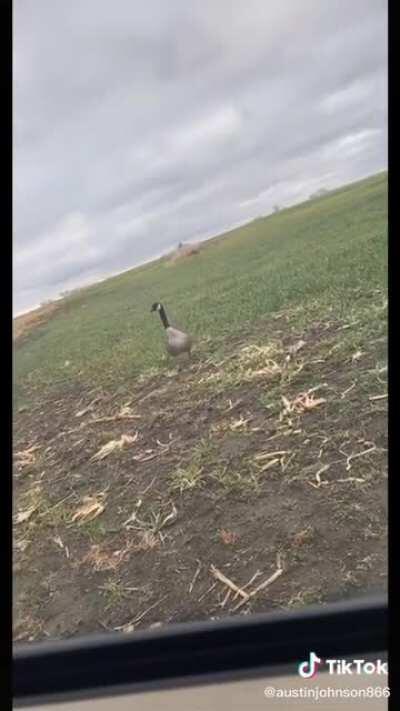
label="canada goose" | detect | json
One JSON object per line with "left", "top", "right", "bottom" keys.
{"left": 151, "top": 302, "right": 192, "bottom": 359}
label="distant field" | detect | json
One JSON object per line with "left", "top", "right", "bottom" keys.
{"left": 13, "top": 172, "right": 387, "bottom": 643}
{"left": 14, "top": 172, "right": 387, "bottom": 402}
{"left": 13, "top": 302, "right": 61, "bottom": 345}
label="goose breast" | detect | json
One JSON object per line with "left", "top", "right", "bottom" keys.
{"left": 166, "top": 327, "right": 192, "bottom": 355}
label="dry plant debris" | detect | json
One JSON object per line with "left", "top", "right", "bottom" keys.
{"left": 53, "top": 535, "right": 70, "bottom": 559}
{"left": 14, "top": 505, "right": 39, "bottom": 525}
{"left": 88, "top": 405, "right": 141, "bottom": 424}
{"left": 82, "top": 542, "right": 133, "bottom": 571}
{"left": 351, "top": 350, "right": 364, "bottom": 363}
{"left": 281, "top": 387, "right": 327, "bottom": 418}
{"left": 253, "top": 450, "right": 292, "bottom": 472}
{"left": 123, "top": 502, "right": 178, "bottom": 544}
{"left": 285, "top": 339, "right": 306, "bottom": 362}
{"left": 75, "top": 396, "right": 102, "bottom": 417}
{"left": 132, "top": 437, "right": 174, "bottom": 462}
{"left": 232, "top": 557, "right": 284, "bottom": 612}
{"left": 230, "top": 415, "right": 251, "bottom": 431}
{"left": 14, "top": 538, "right": 31, "bottom": 552}
{"left": 292, "top": 526, "right": 314, "bottom": 547}
{"left": 210, "top": 555, "right": 284, "bottom": 612}
{"left": 71, "top": 495, "right": 106, "bottom": 524}
{"left": 198, "top": 342, "right": 282, "bottom": 386}
{"left": 114, "top": 595, "right": 169, "bottom": 633}
{"left": 220, "top": 529, "right": 239, "bottom": 545}
{"left": 135, "top": 530, "right": 160, "bottom": 550}
{"left": 339, "top": 443, "right": 377, "bottom": 471}
{"left": 189, "top": 560, "right": 202, "bottom": 593}
{"left": 15, "top": 444, "right": 41, "bottom": 470}
{"left": 91, "top": 433, "right": 138, "bottom": 461}
{"left": 341, "top": 382, "right": 356, "bottom": 399}
{"left": 210, "top": 565, "right": 249, "bottom": 600}
{"left": 307, "top": 464, "right": 330, "bottom": 489}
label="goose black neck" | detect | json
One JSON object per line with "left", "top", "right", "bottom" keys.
{"left": 159, "top": 305, "right": 170, "bottom": 329}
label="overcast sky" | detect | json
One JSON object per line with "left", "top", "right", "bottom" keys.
{"left": 14, "top": 0, "right": 387, "bottom": 315}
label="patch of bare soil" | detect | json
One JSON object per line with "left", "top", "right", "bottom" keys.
{"left": 13, "top": 303, "right": 60, "bottom": 344}
{"left": 13, "top": 316, "right": 387, "bottom": 643}
{"left": 167, "top": 242, "right": 201, "bottom": 264}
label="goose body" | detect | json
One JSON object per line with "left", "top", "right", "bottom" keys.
{"left": 151, "top": 302, "right": 192, "bottom": 358}
{"left": 165, "top": 325, "right": 192, "bottom": 356}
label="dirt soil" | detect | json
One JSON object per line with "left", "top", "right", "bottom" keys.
{"left": 13, "top": 314, "right": 387, "bottom": 643}
{"left": 168, "top": 242, "right": 202, "bottom": 264}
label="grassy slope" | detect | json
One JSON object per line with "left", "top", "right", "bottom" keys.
{"left": 15, "top": 172, "right": 387, "bottom": 399}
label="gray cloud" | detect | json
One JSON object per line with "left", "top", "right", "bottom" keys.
{"left": 14, "top": 0, "right": 387, "bottom": 314}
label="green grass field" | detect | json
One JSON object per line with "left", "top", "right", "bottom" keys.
{"left": 13, "top": 172, "right": 388, "bottom": 642}
{"left": 14, "top": 171, "right": 387, "bottom": 402}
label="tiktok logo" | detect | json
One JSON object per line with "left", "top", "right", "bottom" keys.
{"left": 298, "top": 651, "right": 322, "bottom": 678}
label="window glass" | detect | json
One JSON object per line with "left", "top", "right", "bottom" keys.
{"left": 13, "top": 0, "right": 387, "bottom": 646}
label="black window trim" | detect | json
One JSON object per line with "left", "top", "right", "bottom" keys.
{"left": 13, "top": 593, "right": 387, "bottom": 707}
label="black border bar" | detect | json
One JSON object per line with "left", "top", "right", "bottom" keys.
{"left": 14, "top": 594, "right": 387, "bottom": 706}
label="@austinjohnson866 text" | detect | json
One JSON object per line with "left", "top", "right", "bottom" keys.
{"left": 263, "top": 686, "right": 390, "bottom": 702}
